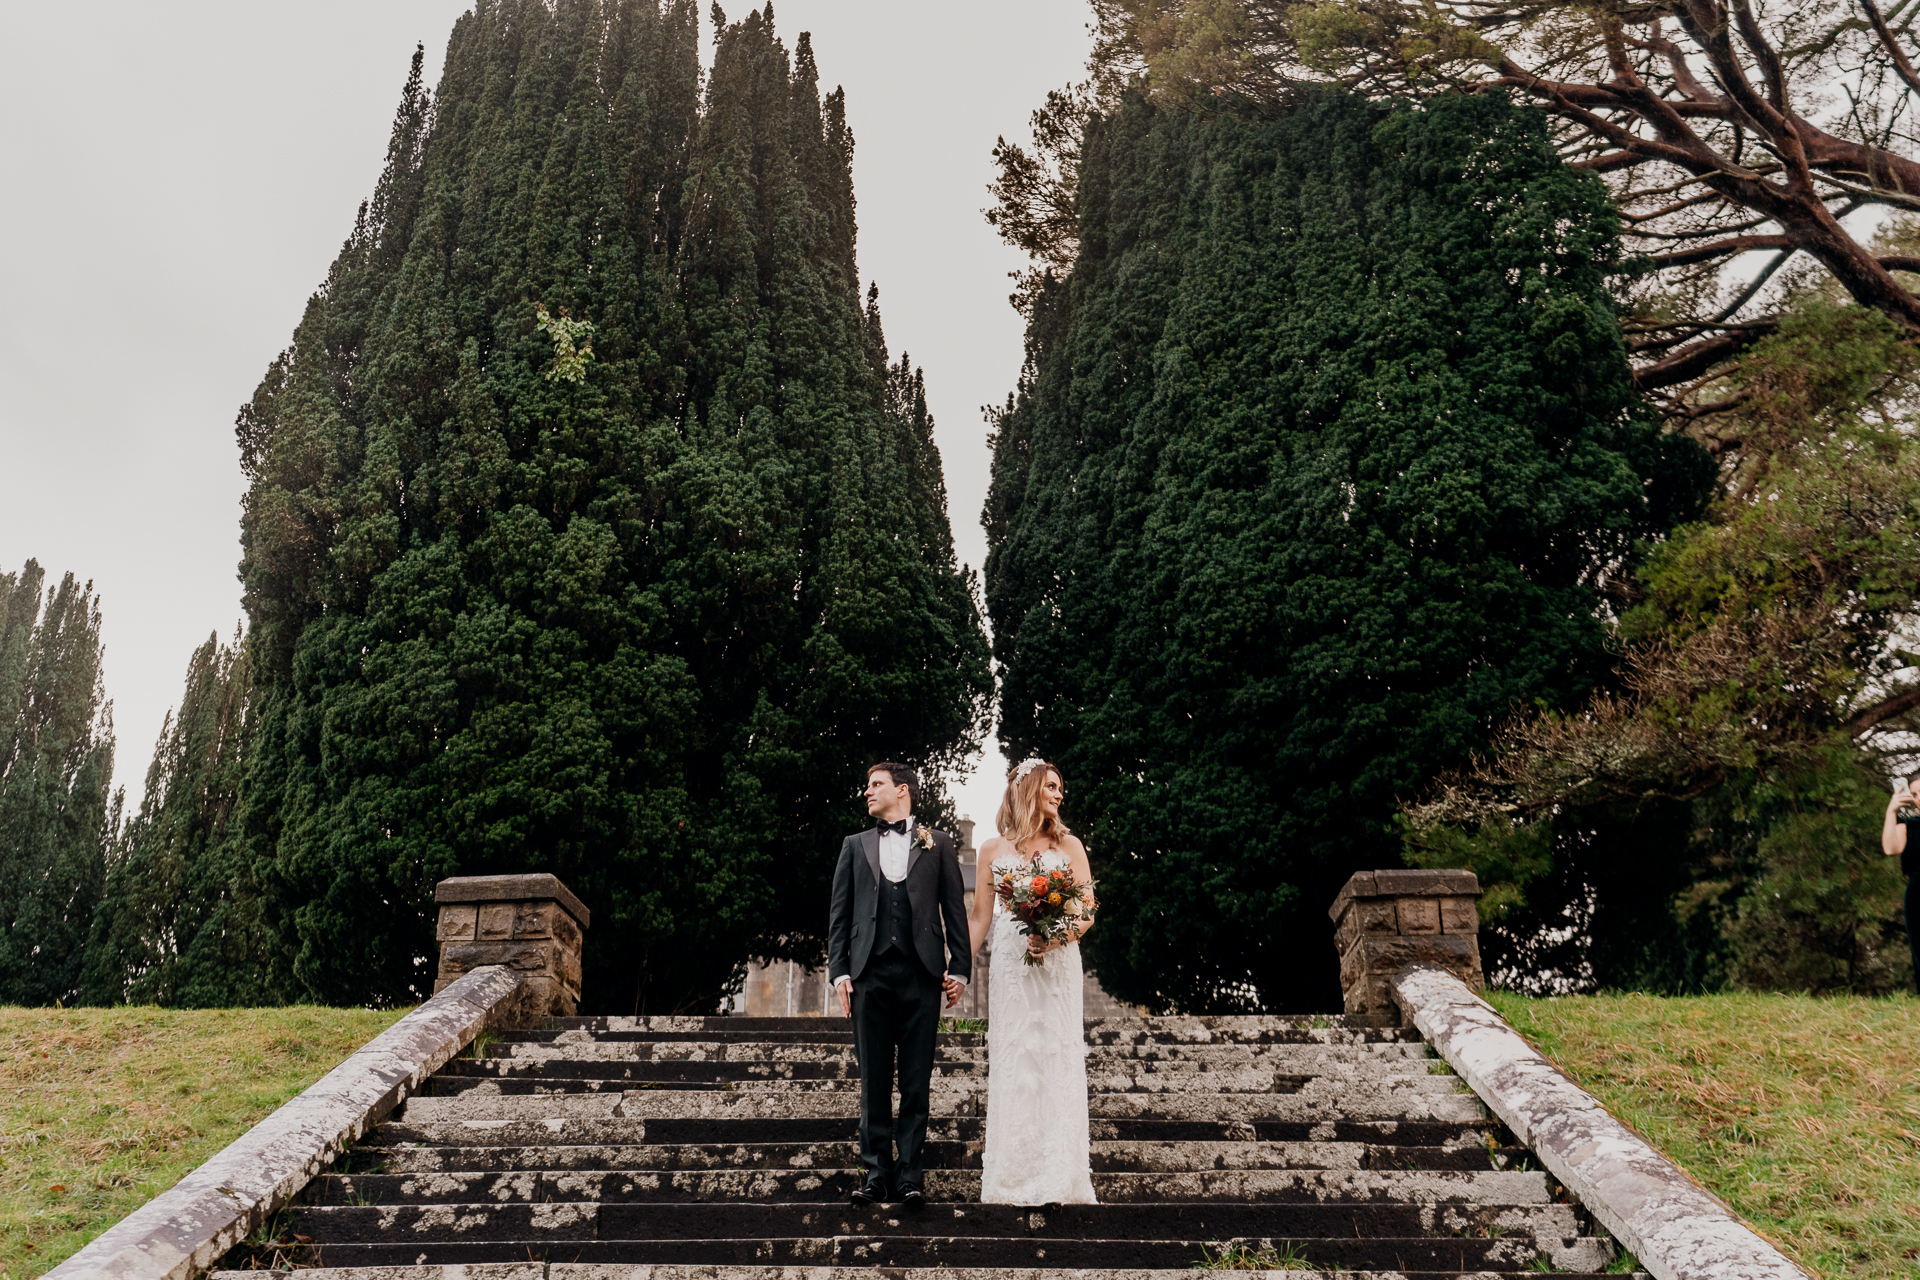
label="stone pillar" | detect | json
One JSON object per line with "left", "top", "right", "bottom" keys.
{"left": 1330, "top": 869, "right": 1482, "bottom": 1026}
{"left": 434, "top": 873, "right": 590, "bottom": 1017}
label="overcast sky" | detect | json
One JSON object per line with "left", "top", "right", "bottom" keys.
{"left": 0, "top": 1, "right": 1090, "bottom": 831}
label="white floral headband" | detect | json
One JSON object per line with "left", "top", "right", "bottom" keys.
{"left": 1012, "top": 757, "right": 1047, "bottom": 784}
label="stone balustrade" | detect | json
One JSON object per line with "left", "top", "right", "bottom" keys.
{"left": 433, "top": 873, "right": 590, "bottom": 1017}
{"left": 1330, "top": 868, "right": 1483, "bottom": 1026}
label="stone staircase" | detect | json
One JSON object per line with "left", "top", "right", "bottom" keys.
{"left": 212, "top": 1014, "right": 1634, "bottom": 1279}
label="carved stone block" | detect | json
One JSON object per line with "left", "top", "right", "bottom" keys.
{"left": 477, "top": 902, "right": 516, "bottom": 941}
{"left": 1397, "top": 897, "right": 1441, "bottom": 935}
{"left": 1330, "top": 869, "right": 1482, "bottom": 1026}
{"left": 432, "top": 874, "right": 590, "bottom": 1021}
{"left": 436, "top": 904, "right": 477, "bottom": 944}
{"left": 1440, "top": 896, "right": 1478, "bottom": 934}
{"left": 1333, "top": 897, "right": 1397, "bottom": 953}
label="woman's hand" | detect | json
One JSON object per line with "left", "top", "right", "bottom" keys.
{"left": 1027, "top": 934, "right": 1058, "bottom": 958}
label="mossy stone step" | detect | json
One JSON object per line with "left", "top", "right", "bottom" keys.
{"left": 364, "top": 1114, "right": 1505, "bottom": 1148}
{"left": 307, "top": 1168, "right": 1554, "bottom": 1208}
{"left": 217, "top": 1265, "right": 1637, "bottom": 1280}
{"left": 221, "top": 1013, "right": 1619, "bottom": 1279}
{"left": 218, "top": 1232, "right": 1610, "bottom": 1271}
{"left": 397, "top": 1085, "right": 1483, "bottom": 1125}
{"left": 355, "top": 1139, "right": 1531, "bottom": 1176}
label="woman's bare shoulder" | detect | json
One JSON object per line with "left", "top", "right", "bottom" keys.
{"left": 977, "top": 833, "right": 1012, "bottom": 862}
{"left": 1059, "top": 832, "right": 1088, "bottom": 856}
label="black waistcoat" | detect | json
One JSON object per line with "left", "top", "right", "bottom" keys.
{"left": 877, "top": 870, "right": 914, "bottom": 959}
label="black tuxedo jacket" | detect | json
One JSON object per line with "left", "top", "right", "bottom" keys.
{"left": 827, "top": 824, "right": 972, "bottom": 985}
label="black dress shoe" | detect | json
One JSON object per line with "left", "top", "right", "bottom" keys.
{"left": 850, "top": 1181, "right": 886, "bottom": 1207}
{"left": 900, "top": 1187, "right": 926, "bottom": 1210}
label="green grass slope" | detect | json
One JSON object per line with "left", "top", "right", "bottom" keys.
{"left": 1491, "top": 991, "right": 1920, "bottom": 1279}
{"left": 0, "top": 1005, "right": 404, "bottom": 1279}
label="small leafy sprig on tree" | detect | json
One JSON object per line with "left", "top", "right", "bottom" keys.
{"left": 534, "top": 302, "right": 594, "bottom": 384}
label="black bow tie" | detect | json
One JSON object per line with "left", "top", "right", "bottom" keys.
{"left": 876, "top": 819, "right": 910, "bottom": 836}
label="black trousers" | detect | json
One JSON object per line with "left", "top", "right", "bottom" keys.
{"left": 850, "top": 945, "right": 941, "bottom": 1191}
{"left": 1907, "top": 876, "right": 1918, "bottom": 995}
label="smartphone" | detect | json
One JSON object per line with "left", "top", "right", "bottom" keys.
{"left": 1897, "top": 777, "right": 1920, "bottom": 821}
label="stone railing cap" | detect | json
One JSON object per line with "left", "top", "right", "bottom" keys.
{"left": 1329, "top": 868, "right": 1480, "bottom": 920}
{"left": 434, "top": 873, "right": 590, "bottom": 928}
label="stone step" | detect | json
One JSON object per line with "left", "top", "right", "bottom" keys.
{"left": 485, "top": 1020, "right": 1416, "bottom": 1048}
{"left": 366, "top": 1116, "right": 1502, "bottom": 1149}
{"left": 278, "top": 1200, "right": 1577, "bottom": 1240}
{"left": 1085, "top": 1019, "right": 1421, "bottom": 1046}
{"left": 215, "top": 1265, "right": 1639, "bottom": 1280}
{"left": 489, "top": 1030, "right": 862, "bottom": 1046}
{"left": 220, "top": 1232, "right": 1612, "bottom": 1272}
{"left": 430, "top": 1076, "right": 994, "bottom": 1097}
{"left": 532, "top": 1016, "right": 1390, "bottom": 1035}
{"left": 311, "top": 1167, "right": 1554, "bottom": 1207}
{"left": 359, "top": 1140, "right": 1534, "bottom": 1176}
{"left": 480, "top": 1043, "right": 975, "bottom": 1065}
{"left": 427, "top": 1067, "right": 1444, "bottom": 1097}
{"left": 453, "top": 1051, "right": 1440, "bottom": 1078}
{"left": 476, "top": 1042, "right": 1432, "bottom": 1065}
{"left": 397, "top": 1084, "right": 1483, "bottom": 1126}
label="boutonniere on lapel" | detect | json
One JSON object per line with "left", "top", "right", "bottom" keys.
{"left": 915, "top": 825, "right": 936, "bottom": 850}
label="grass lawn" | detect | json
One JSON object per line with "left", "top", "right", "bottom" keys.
{"left": 0, "top": 1005, "right": 405, "bottom": 1280}
{"left": 1490, "top": 991, "right": 1920, "bottom": 1279}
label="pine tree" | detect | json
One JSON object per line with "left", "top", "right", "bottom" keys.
{"left": 985, "top": 91, "right": 1711, "bottom": 1013}
{"left": 231, "top": 0, "right": 990, "bottom": 1012}
{"left": 80, "top": 629, "right": 268, "bottom": 1006}
{"left": 0, "top": 560, "right": 120, "bottom": 1006}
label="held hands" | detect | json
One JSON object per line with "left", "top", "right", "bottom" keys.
{"left": 841, "top": 976, "right": 964, "bottom": 1012}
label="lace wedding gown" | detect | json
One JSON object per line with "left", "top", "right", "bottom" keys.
{"left": 980, "top": 853, "right": 1097, "bottom": 1205}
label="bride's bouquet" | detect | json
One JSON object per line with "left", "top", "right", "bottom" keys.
{"left": 991, "top": 851, "right": 1095, "bottom": 966}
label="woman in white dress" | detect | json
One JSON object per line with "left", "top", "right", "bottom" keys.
{"left": 967, "top": 757, "right": 1098, "bottom": 1205}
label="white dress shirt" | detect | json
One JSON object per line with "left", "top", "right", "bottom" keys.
{"left": 832, "top": 818, "right": 964, "bottom": 990}
{"left": 877, "top": 819, "right": 912, "bottom": 883}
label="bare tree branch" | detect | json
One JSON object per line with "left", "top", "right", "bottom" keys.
{"left": 1633, "top": 325, "right": 1774, "bottom": 389}
{"left": 1846, "top": 685, "right": 1920, "bottom": 735}
{"left": 1649, "top": 233, "right": 1797, "bottom": 266}
{"left": 1861, "top": 0, "right": 1920, "bottom": 98}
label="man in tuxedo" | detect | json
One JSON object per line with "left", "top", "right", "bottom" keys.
{"left": 827, "top": 762, "right": 970, "bottom": 1209}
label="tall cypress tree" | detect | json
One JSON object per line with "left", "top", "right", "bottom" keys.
{"left": 985, "top": 92, "right": 1710, "bottom": 1013}
{"left": 81, "top": 629, "right": 267, "bottom": 1007}
{"left": 0, "top": 560, "right": 119, "bottom": 1006}
{"left": 231, "top": 0, "right": 990, "bottom": 1012}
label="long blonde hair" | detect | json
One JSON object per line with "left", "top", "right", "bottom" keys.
{"left": 996, "top": 760, "right": 1070, "bottom": 853}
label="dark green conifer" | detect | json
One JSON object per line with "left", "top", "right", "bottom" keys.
{"left": 0, "top": 560, "right": 119, "bottom": 1006}
{"left": 232, "top": 0, "right": 989, "bottom": 1012}
{"left": 80, "top": 629, "right": 268, "bottom": 1006}
{"left": 985, "top": 92, "right": 1710, "bottom": 1012}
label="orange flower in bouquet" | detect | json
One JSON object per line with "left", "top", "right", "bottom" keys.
{"left": 992, "top": 853, "right": 1095, "bottom": 966}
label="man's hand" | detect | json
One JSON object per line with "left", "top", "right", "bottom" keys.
{"left": 837, "top": 978, "right": 852, "bottom": 1018}
{"left": 942, "top": 975, "right": 963, "bottom": 1008}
